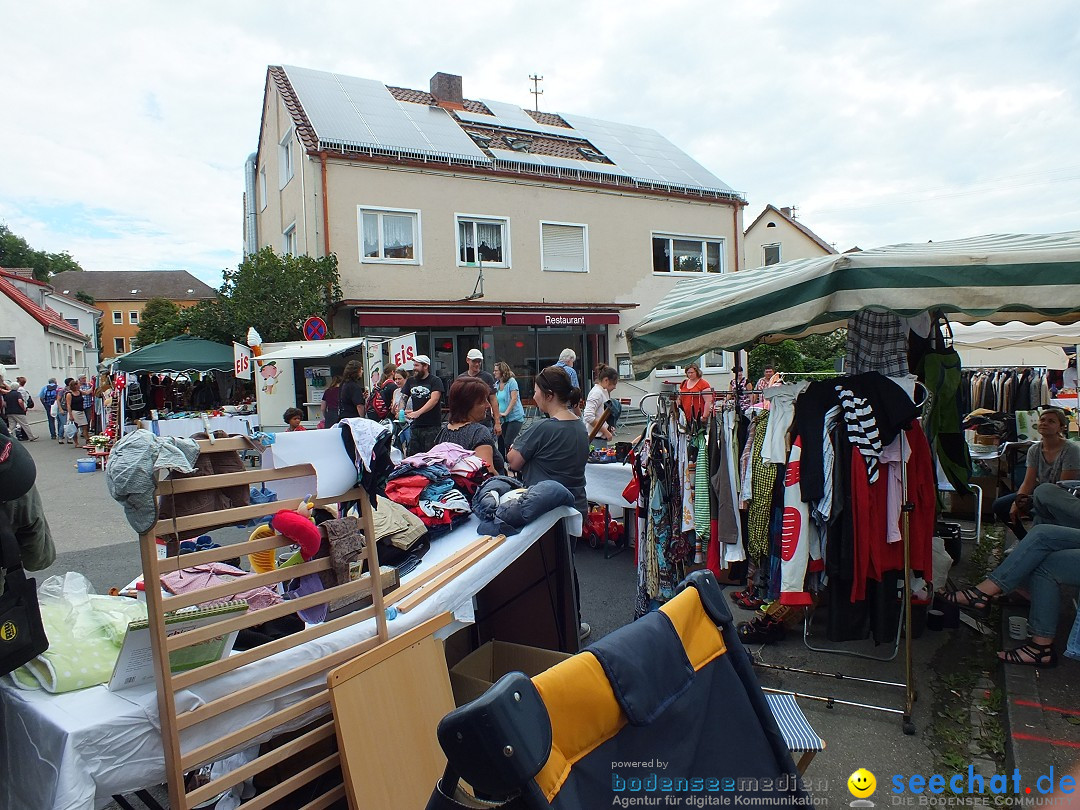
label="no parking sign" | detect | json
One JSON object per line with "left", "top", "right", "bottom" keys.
{"left": 303, "top": 316, "right": 328, "bottom": 341}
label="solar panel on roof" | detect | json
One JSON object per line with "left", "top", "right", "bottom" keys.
{"left": 282, "top": 65, "right": 489, "bottom": 160}
{"left": 561, "top": 113, "right": 732, "bottom": 192}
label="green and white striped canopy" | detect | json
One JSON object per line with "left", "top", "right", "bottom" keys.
{"left": 627, "top": 231, "right": 1080, "bottom": 377}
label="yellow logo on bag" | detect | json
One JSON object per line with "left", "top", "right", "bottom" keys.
{"left": 0, "top": 621, "right": 17, "bottom": 642}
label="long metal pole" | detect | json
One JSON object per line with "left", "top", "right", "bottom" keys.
{"left": 901, "top": 427, "right": 916, "bottom": 734}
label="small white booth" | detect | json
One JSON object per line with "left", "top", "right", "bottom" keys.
{"left": 254, "top": 337, "right": 371, "bottom": 431}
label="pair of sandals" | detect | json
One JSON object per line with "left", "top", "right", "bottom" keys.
{"left": 943, "top": 586, "right": 1058, "bottom": 668}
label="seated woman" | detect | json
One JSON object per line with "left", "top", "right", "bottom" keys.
{"left": 437, "top": 376, "right": 504, "bottom": 473}
{"left": 943, "top": 515, "right": 1080, "bottom": 666}
{"left": 583, "top": 365, "right": 619, "bottom": 445}
{"left": 993, "top": 408, "right": 1079, "bottom": 540}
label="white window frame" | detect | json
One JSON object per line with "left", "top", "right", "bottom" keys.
{"left": 455, "top": 213, "right": 510, "bottom": 269}
{"left": 259, "top": 165, "right": 267, "bottom": 211}
{"left": 129, "top": 310, "right": 139, "bottom": 325}
{"left": 114, "top": 337, "right": 126, "bottom": 354}
{"left": 358, "top": 206, "right": 422, "bottom": 266}
{"left": 763, "top": 243, "right": 782, "bottom": 266}
{"left": 283, "top": 223, "right": 297, "bottom": 256}
{"left": 279, "top": 128, "right": 294, "bottom": 189}
{"left": 651, "top": 232, "right": 725, "bottom": 276}
{"left": 539, "top": 221, "right": 589, "bottom": 273}
{"left": 112, "top": 311, "right": 123, "bottom": 325}
{"left": 654, "top": 351, "right": 731, "bottom": 379}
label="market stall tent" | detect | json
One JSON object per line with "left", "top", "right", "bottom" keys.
{"left": 626, "top": 231, "right": 1080, "bottom": 375}
{"left": 113, "top": 335, "right": 234, "bottom": 373}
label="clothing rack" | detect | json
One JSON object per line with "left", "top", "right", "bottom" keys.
{"left": 754, "top": 378, "right": 925, "bottom": 735}
{"left": 637, "top": 389, "right": 733, "bottom": 419}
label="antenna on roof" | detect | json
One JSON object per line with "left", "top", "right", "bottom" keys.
{"left": 529, "top": 74, "right": 544, "bottom": 112}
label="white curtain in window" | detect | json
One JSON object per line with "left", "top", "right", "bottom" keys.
{"left": 362, "top": 213, "right": 380, "bottom": 257}
{"left": 383, "top": 215, "right": 413, "bottom": 252}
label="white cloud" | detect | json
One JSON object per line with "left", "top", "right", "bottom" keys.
{"left": 1, "top": 0, "right": 1078, "bottom": 283}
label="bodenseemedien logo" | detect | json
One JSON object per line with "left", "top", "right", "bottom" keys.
{"left": 848, "top": 768, "right": 877, "bottom": 807}
{"left": 0, "top": 621, "right": 17, "bottom": 642}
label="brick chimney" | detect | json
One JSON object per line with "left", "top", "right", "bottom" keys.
{"left": 430, "top": 72, "right": 465, "bottom": 110}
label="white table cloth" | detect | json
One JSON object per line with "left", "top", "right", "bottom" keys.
{"left": 0, "top": 506, "right": 580, "bottom": 810}
{"left": 150, "top": 414, "right": 259, "bottom": 439}
{"left": 584, "top": 462, "right": 635, "bottom": 510}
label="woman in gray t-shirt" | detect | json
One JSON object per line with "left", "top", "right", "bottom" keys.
{"left": 993, "top": 408, "right": 1080, "bottom": 540}
{"left": 507, "top": 366, "right": 588, "bottom": 520}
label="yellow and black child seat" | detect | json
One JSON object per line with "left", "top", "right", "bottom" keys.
{"left": 426, "top": 571, "right": 809, "bottom": 809}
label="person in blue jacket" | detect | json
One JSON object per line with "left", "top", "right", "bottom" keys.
{"left": 38, "top": 379, "right": 60, "bottom": 440}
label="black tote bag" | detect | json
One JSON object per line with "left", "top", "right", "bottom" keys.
{"left": 0, "top": 510, "right": 49, "bottom": 676}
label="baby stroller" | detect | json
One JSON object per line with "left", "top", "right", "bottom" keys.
{"left": 426, "top": 571, "right": 807, "bottom": 808}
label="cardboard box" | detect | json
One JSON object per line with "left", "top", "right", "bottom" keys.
{"left": 449, "top": 640, "right": 571, "bottom": 706}
{"left": 944, "top": 475, "right": 996, "bottom": 519}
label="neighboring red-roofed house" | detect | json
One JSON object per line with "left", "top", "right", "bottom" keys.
{"left": 0, "top": 269, "right": 101, "bottom": 381}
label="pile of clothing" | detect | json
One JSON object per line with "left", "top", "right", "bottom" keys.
{"left": 385, "top": 443, "right": 488, "bottom": 538}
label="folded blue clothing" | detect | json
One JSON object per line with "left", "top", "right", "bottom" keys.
{"left": 477, "top": 480, "right": 574, "bottom": 537}
{"left": 387, "top": 462, "right": 450, "bottom": 482}
{"left": 420, "top": 479, "right": 456, "bottom": 501}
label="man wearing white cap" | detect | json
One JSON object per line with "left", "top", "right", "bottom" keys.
{"left": 401, "top": 354, "right": 446, "bottom": 454}
{"left": 457, "top": 349, "right": 501, "bottom": 438}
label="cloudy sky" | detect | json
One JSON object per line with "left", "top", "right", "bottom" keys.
{"left": 3, "top": 1, "right": 1078, "bottom": 287}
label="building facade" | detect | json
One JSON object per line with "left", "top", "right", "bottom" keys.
{"left": 248, "top": 66, "right": 745, "bottom": 403}
{"left": 0, "top": 269, "right": 100, "bottom": 383}
{"left": 743, "top": 204, "right": 836, "bottom": 270}
{"left": 50, "top": 270, "right": 217, "bottom": 358}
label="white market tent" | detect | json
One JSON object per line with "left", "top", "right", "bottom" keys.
{"left": 627, "top": 231, "right": 1080, "bottom": 375}
{"left": 949, "top": 321, "right": 1080, "bottom": 370}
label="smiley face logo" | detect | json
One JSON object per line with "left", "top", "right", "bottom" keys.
{"left": 848, "top": 768, "right": 876, "bottom": 798}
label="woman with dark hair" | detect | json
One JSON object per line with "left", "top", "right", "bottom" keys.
{"left": 437, "top": 376, "right": 504, "bottom": 473}
{"left": 366, "top": 365, "right": 398, "bottom": 421}
{"left": 339, "top": 360, "right": 366, "bottom": 420}
{"left": 507, "top": 365, "right": 590, "bottom": 638}
{"left": 321, "top": 375, "right": 343, "bottom": 428}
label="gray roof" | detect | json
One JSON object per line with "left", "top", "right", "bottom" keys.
{"left": 49, "top": 271, "right": 217, "bottom": 302}
{"left": 278, "top": 65, "right": 740, "bottom": 200}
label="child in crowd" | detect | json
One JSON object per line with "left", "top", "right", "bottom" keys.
{"left": 283, "top": 407, "right": 307, "bottom": 431}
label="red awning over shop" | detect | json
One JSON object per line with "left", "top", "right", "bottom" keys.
{"left": 503, "top": 311, "right": 621, "bottom": 326}
{"left": 357, "top": 311, "right": 504, "bottom": 327}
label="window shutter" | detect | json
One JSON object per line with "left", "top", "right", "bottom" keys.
{"left": 542, "top": 224, "right": 586, "bottom": 272}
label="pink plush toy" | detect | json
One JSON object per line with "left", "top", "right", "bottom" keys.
{"left": 271, "top": 508, "right": 322, "bottom": 560}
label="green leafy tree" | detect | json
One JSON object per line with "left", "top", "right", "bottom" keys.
{"left": 0, "top": 224, "right": 84, "bottom": 280}
{"left": 136, "top": 297, "right": 186, "bottom": 347}
{"left": 181, "top": 248, "right": 342, "bottom": 344}
{"left": 747, "top": 330, "right": 846, "bottom": 380}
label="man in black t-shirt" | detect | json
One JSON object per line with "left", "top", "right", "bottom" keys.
{"left": 456, "top": 349, "right": 502, "bottom": 437}
{"left": 402, "top": 355, "right": 445, "bottom": 454}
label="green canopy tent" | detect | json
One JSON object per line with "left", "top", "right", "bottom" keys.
{"left": 627, "top": 231, "right": 1080, "bottom": 376}
{"left": 113, "top": 335, "right": 234, "bottom": 374}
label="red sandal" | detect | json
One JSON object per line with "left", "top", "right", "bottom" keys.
{"left": 729, "top": 587, "right": 755, "bottom": 603}
{"left": 734, "top": 594, "right": 766, "bottom": 610}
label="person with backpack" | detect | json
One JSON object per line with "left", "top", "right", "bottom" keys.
{"left": 39, "top": 379, "right": 60, "bottom": 441}
{"left": 366, "top": 366, "right": 398, "bottom": 421}
{"left": 2, "top": 379, "right": 36, "bottom": 442}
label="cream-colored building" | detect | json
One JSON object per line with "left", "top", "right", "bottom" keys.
{"left": 247, "top": 66, "right": 745, "bottom": 404}
{"left": 743, "top": 204, "right": 836, "bottom": 270}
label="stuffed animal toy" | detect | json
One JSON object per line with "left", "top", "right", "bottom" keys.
{"left": 270, "top": 506, "right": 322, "bottom": 561}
